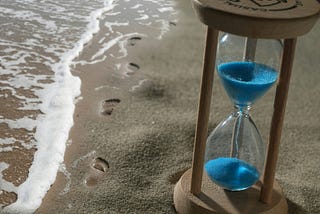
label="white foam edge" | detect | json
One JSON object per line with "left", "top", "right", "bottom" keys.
{"left": 94, "top": 85, "right": 120, "bottom": 92}
{"left": 132, "top": 4, "right": 143, "bottom": 9}
{"left": 58, "top": 163, "right": 71, "bottom": 196}
{"left": 135, "top": 14, "right": 149, "bottom": 21}
{"left": 104, "top": 11, "right": 121, "bottom": 16}
{"left": 0, "top": 162, "right": 18, "bottom": 194}
{"left": 0, "top": 117, "right": 38, "bottom": 131}
{"left": 156, "top": 19, "right": 171, "bottom": 40}
{"left": 0, "top": 137, "right": 35, "bottom": 151}
{"left": 71, "top": 150, "right": 96, "bottom": 168}
{"left": 0, "top": 147, "right": 15, "bottom": 152}
{"left": 3, "top": 1, "right": 115, "bottom": 213}
{"left": 104, "top": 21, "right": 129, "bottom": 33}
{"left": 130, "top": 79, "right": 148, "bottom": 92}
{"left": 0, "top": 138, "right": 16, "bottom": 145}
{"left": 73, "top": 55, "right": 107, "bottom": 66}
{"left": 91, "top": 32, "right": 146, "bottom": 61}
{"left": 158, "top": 7, "right": 174, "bottom": 13}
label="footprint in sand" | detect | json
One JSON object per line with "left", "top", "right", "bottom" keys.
{"left": 169, "top": 21, "right": 177, "bottom": 27}
{"left": 92, "top": 157, "right": 109, "bottom": 172}
{"left": 128, "top": 36, "right": 142, "bottom": 46}
{"left": 85, "top": 157, "right": 109, "bottom": 187}
{"left": 126, "top": 62, "right": 140, "bottom": 76}
{"left": 101, "top": 98, "right": 121, "bottom": 116}
{"left": 127, "top": 62, "right": 140, "bottom": 72}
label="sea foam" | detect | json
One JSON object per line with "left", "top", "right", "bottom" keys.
{"left": 2, "top": 0, "right": 114, "bottom": 213}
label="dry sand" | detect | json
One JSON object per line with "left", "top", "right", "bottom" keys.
{"left": 3, "top": 0, "right": 320, "bottom": 213}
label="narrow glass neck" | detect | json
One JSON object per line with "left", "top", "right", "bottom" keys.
{"left": 234, "top": 105, "right": 251, "bottom": 115}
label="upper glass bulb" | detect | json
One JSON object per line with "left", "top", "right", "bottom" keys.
{"left": 217, "top": 33, "right": 282, "bottom": 108}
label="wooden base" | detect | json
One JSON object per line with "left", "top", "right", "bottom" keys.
{"left": 174, "top": 169, "right": 287, "bottom": 214}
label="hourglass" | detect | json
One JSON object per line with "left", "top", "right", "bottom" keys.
{"left": 174, "top": 1, "right": 319, "bottom": 214}
{"left": 204, "top": 35, "right": 282, "bottom": 192}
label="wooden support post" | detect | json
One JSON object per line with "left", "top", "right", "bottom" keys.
{"left": 190, "top": 27, "right": 219, "bottom": 195}
{"left": 260, "top": 38, "right": 297, "bottom": 204}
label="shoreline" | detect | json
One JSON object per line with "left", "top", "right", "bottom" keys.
{"left": 1, "top": 1, "right": 115, "bottom": 211}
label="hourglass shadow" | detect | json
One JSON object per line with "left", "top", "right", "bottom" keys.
{"left": 287, "top": 199, "right": 306, "bottom": 214}
{"left": 197, "top": 192, "right": 229, "bottom": 213}
{"left": 223, "top": 181, "right": 283, "bottom": 213}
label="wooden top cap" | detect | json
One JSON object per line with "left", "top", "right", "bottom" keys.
{"left": 192, "top": 0, "right": 320, "bottom": 38}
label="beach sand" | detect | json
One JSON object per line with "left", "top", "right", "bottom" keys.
{"left": 2, "top": 0, "right": 319, "bottom": 213}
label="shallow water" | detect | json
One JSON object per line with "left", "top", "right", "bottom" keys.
{"left": 0, "top": 0, "right": 176, "bottom": 212}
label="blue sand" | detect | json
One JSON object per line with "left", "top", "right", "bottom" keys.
{"left": 205, "top": 157, "right": 260, "bottom": 191}
{"left": 217, "top": 61, "right": 278, "bottom": 107}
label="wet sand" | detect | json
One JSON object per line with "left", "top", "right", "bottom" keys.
{"left": 2, "top": 0, "right": 320, "bottom": 213}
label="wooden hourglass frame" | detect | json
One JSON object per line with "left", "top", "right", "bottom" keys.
{"left": 174, "top": 1, "right": 319, "bottom": 213}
